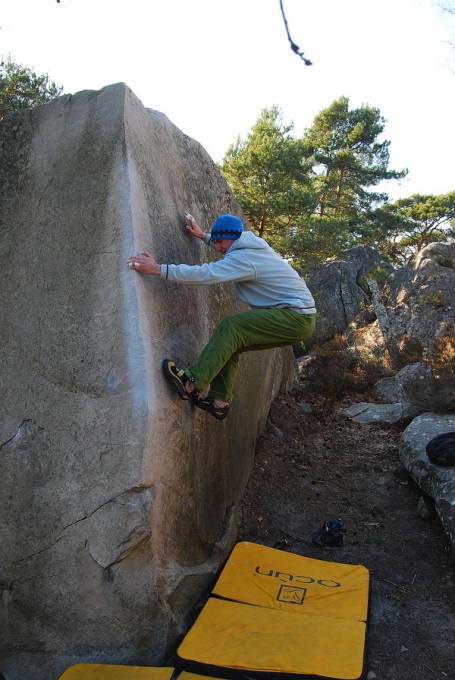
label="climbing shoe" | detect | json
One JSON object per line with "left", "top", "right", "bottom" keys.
{"left": 162, "top": 358, "right": 194, "bottom": 400}
{"left": 193, "top": 396, "right": 230, "bottom": 421}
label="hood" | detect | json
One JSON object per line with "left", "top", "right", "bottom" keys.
{"left": 227, "top": 230, "right": 270, "bottom": 253}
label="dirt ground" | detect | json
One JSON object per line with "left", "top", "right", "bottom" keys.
{"left": 237, "top": 391, "right": 455, "bottom": 680}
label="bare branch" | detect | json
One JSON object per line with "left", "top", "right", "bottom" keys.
{"left": 279, "top": 0, "right": 313, "bottom": 66}
{"left": 438, "top": 1, "right": 455, "bottom": 15}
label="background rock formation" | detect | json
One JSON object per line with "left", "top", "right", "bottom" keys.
{"left": 299, "top": 242, "right": 454, "bottom": 553}
{"left": 355, "top": 241, "right": 455, "bottom": 417}
{"left": 302, "top": 241, "right": 454, "bottom": 421}
{"left": 304, "top": 245, "right": 387, "bottom": 351}
{"left": 400, "top": 413, "right": 455, "bottom": 552}
{"left": 0, "top": 83, "right": 294, "bottom": 680}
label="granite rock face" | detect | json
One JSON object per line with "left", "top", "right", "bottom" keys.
{"left": 350, "top": 242, "right": 455, "bottom": 416}
{"left": 304, "top": 245, "right": 386, "bottom": 350}
{"left": 386, "top": 241, "right": 455, "bottom": 355}
{"left": 0, "top": 83, "right": 295, "bottom": 679}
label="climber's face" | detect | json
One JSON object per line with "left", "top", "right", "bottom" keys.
{"left": 212, "top": 238, "right": 235, "bottom": 254}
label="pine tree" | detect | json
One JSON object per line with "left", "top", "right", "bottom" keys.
{"left": 219, "top": 106, "right": 316, "bottom": 253}
{"left": 0, "top": 56, "right": 63, "bottom": 121}
{"left": 303, "top": 96, "right": 407, "bottom": 222}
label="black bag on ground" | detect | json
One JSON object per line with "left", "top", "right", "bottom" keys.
{"left": 426, "top": 432, "right": 455, "bottom": 466}
{"left": 312, "top": 518, "right": 346, "bottom": 546}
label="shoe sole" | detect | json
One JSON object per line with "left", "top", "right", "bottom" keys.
{"left": 162, "top": 359, "right": 191, "bottom": 400}
{"left": 193, "top": 397, "right": 230, "bottom": 421}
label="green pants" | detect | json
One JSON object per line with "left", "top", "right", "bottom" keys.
{"left": 186, "top": 308, "right": 316, "bottom": 402}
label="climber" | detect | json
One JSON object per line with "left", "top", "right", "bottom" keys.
{"left": 127, "top": 213, "right": 316, "bottom": 420}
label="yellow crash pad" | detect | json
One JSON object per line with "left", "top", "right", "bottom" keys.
{"left": 212, "top": 541, "right": 370, "bottom": 621}
{"left": 177, "top": 597, "right": 367, "bottom": 680}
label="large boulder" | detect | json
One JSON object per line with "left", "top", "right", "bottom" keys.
{"left": 352, "top": 242, "right": 455, "bottom": 415}
{"left": 399, "top": 413, "right": 455, "bottom": 552}
{"left": 372, "top": 362, "right": 455, "bottom": 417}
{"left": 356, "top": 241, "right": 455, "bottom": 361}
{"left": 386, "top": 241, "right": 455, "bottom": 354}
{"left": 304, "top": 245, "right": 387, "bottom": 350}
{"left": 0, "top": 84, "right": 295, "bottom": 680}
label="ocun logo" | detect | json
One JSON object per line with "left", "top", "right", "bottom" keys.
{"left": 276, "top": 584, "right": 307, "bottom": 605}
{"left": 255, "top": 566, "right": 341, "bottom": 588}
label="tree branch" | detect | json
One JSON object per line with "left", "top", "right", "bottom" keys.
{"left": 280, "top": 0, "right": 313, "bottom": 65}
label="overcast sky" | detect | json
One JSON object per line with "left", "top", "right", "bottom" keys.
{"left": 1, "top": 0, "right": 454, "bottom": 200}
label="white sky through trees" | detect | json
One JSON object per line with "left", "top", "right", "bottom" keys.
{"left": 1, "top": 0, "right": 454, "bottom": 201}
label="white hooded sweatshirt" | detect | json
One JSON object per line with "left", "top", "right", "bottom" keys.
{"left": 160, "top": 231, "right": 316, "bottom": 315}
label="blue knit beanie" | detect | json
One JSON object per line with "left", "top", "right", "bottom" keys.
{"left": 210, "top": 215, "right": 244, "bottom": 241}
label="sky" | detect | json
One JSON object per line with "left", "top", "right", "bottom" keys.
{"left": 1, "top": 0, "right": 454, "bottom": 201}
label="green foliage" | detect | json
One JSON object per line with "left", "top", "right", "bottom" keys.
{"left": 365, "top": 192, "right": 455, "bottom": 264}
{"left": 0, "top": 56, "right": 63, "bottom": 120}
{"left": 364, "top": 266, "right": 390, "bottom": 286}
{"left": 419, "top": 289, "right": 445, "bottom": 307}
{"left": 219, "top": 106, "right": 316, "bottom": 252}
{"left": 302, "top": 96, "right": 407, "bottom": 222}
{"left": 220, "top": 98, "right": 409, "bottom": 266}
{"left": 358, "top": 266, "right": 390, "bottom": 295}
{"left": 285, "top": 214, "right": 352, "bottom": 268}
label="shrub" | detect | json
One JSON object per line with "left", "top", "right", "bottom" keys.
{"left": 300, "top": 334, "right": 383, "bottom": 403}
{"left": 419, "top": 289, "right": 444, "bottom": 308}
{"left": 389, "top": 333, "right": 424, "bottom": 369}
{"left": 431, "top": 324, "right": 455, "bottom": 378}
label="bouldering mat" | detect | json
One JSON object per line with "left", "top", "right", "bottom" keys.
{"left": 176, "top": 542, "right": 370, "bottom": 680}
{"left": 176, "top": 597, "right": 367, "bottom": 680}
{"left": 212, "top": 541, "right": 370, "bottom": 621}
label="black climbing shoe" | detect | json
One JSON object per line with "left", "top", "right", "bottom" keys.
{"left": 193, "top": 396, "right": 230, "bottom": 421}
{"left": 162, "top": 359, "right": 194, "bottom": 400}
